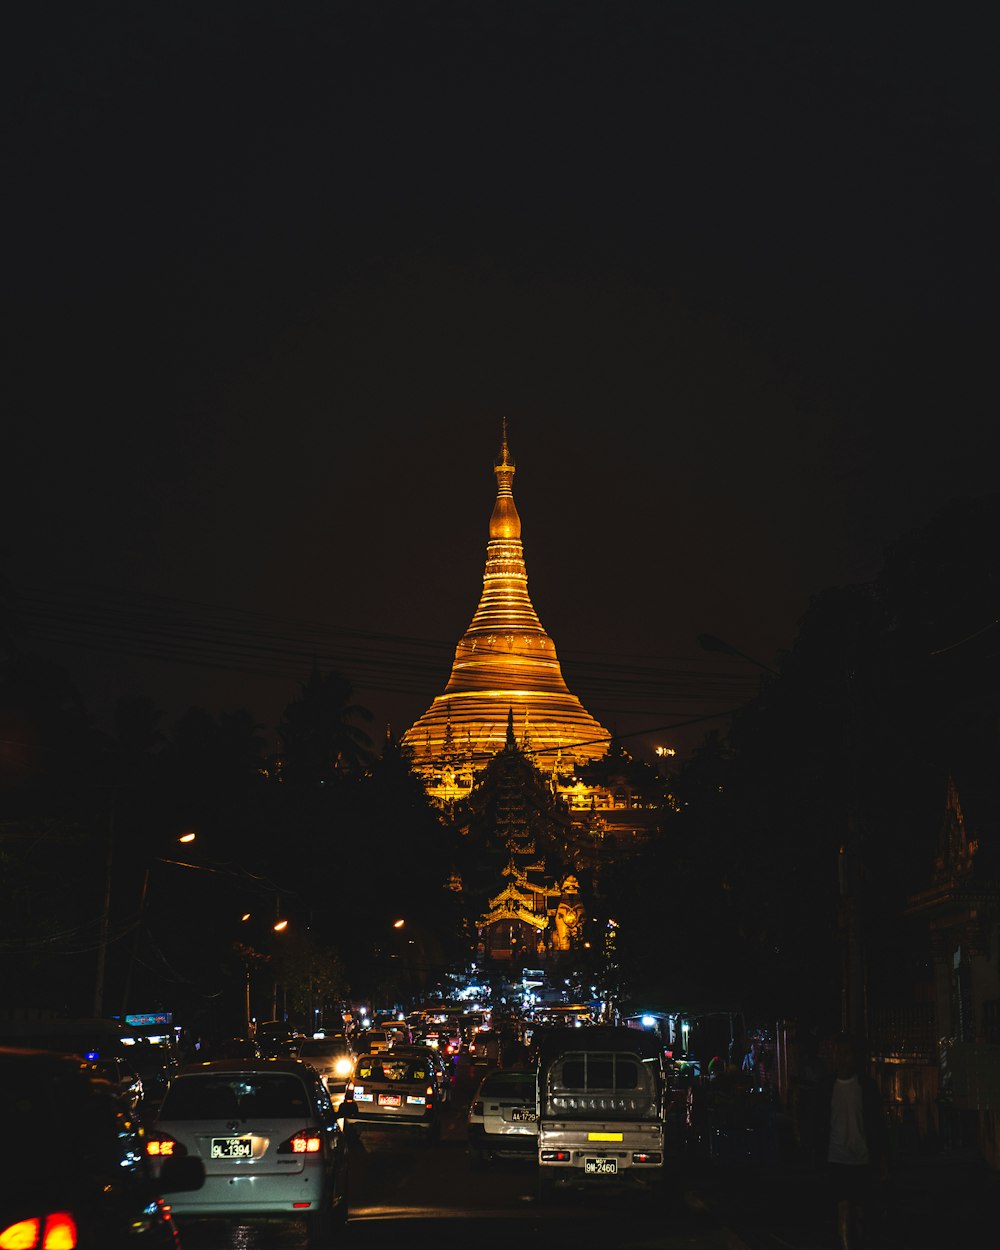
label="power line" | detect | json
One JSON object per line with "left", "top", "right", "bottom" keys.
{"left": 10, "top": 577, "right": 759, "bottom": 721}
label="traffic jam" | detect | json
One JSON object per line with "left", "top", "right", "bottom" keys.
{"left": 0, "top": 1005, "right": 690, "bottom": 1249}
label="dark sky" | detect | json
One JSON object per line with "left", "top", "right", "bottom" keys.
{"left": 7, "top": 3, "right": 998, "bottom": 758}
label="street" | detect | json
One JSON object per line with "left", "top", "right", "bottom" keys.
{"left": 175, "top": 1056, "right": 739, "bottom": 1250}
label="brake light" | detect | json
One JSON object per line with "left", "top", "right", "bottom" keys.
{"left": 632, "top": 1151, "right": 663, "bottom": 1164}
{"left": 0, "top": 1213, "right": 78, "bottom": 1250}
{"left": 541, "top": 1149, "right": 571, "bottom": 1161}
{"left": 278, "top": 1131, "right": 323, "bottom": 1154}
{"left": 145, "top": 1133, "right": 186, "bottom": 1157}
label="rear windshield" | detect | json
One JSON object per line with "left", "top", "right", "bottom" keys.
{"left": 481, "top": 1075, "right": 535, "bottom": 1103}
{"left": 160, "top": 1073, "right": 311, "bottom": 1120}
{"left": 543, "top": 1051, "right": 659, "bottom": 1120}
{"left": 299, "top": 1041, "right": 349, "bottom": 1058}
{"left": 355, "top": 1057, "right": 431, "bottom": 1083}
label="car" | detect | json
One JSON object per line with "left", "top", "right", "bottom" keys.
{"left": 469, "top": 1030, "right": 500, "bottom": 1066}
{"left": 297, "top": 1036, "right": 356, "bottom": 1110}
{"left": 201, "top": 1036, "right": 261, "bottom": 1061}
{"left": 146, "top": 1058, "right": 348, "bottom": 1245}
{"left": 359, "top": 1028, "right": 393, "bottom": 1054}
{"left": 125, "top": 1037, "right": 178, "bottom": 1105}
{"left": 467, "top": 1069, "right": 538, "bottom": 1165}
{"left": 389, "top": 1044, "right": 453, "bottom": 1105}
{"left": 0, "top": 1046, "right": 203, "bottom": 1249}
{"left": 89, "top": 1055, "right": 144, "bottom": 1114}
{"left": 341, "top": 1051, "right": 442, "bottom": 1140}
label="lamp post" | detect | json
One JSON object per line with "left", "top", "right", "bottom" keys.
{"left": 117, "top": 832, "right": 199, "bottom": 1019}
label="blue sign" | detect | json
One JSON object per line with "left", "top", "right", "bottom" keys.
{"left": 124, "top": 1012, "right": 173, "bottom": 1027}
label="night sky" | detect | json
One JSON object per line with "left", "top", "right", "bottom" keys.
{"left": 7, "top": 3, "right": 997, "bottom": 759}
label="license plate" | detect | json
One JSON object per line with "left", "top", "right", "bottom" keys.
{"left": 585, "top": 1157, "right": 618, "bottom": 1175}
{"left": 377, "top": 1093, "right": 402, "bottom": 1106}
{"left": 510, "top": 1109, "right": 535, "bottom": 1122}
{"left": 211, "top": 1137, "right": 252, "bottom": 1159}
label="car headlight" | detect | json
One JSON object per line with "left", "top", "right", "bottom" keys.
{"left": 333, "top": 1057, "right": 353, "bottom": 1079}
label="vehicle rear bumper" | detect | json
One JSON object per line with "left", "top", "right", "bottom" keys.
{"left": 469, "top": 1123, "right": 536, "bottom": 1154}
{"left": 347, "top": 1108, "right": 437, "bottom": 1129}
{"left": 538, "top": 1120, "right": 664, "bottom": 1183}
{"left": 168, "top": 1170, "right": 326, "bottom": 1214}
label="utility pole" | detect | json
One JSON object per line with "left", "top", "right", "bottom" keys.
{"left": 92, "top": 792, "right": 117, "bottom": 1018}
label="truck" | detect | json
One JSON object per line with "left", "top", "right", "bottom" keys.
{"left": 536, "top": 1025, "right": 666, "bottom": 1197}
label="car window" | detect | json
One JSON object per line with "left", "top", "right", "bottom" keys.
{"left": 356, "top": 1057, "right": 428, "bottom": 1083}
{"left": 312, "top": 1078, "right": 338, "bottom": 1124}
{"left": 555, "top": 1054, "right": 642, "bottom": 1092}
{"left": 161, "top": 1074, "right": 311, "bottom": 1120}
{"left": 300, "top": 1041, "right": 349, "bottom": 1058}
{"left": 482, "top": 1075, "right": 535, "bottom": 1101}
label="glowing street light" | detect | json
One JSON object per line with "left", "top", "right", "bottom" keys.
{"left": 273, "top": 919, "right": 289, "bottom": 933}
{"left": 178, "top": 831, "right": 197, "bottom": 844}
{"left": 393, "top": 918, "right": 405, "bottom": 929}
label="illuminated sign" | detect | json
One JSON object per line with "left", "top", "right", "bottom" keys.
{"left": 124, "top": 1013, "right": 173, "bottom": 1027}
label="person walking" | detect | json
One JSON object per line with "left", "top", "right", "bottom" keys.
{"left": 815, "top": 1033, "right": 888, "bottom": 1250}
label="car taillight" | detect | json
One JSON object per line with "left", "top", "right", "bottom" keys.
{"left": 145, "top": 1133, "right": 186, "bottom": 1157}
{"left": 0, "top": 1213, "right": 78, "bottom": 1250}
{"left": 541, "top": 1149, "right": 571, "bottom": 1161}
{"left": 632, "top": 1151, "right": 662, "bottom": 1164}
{"left": 278, "top": 1130, "right": 323, "bottom": 1154}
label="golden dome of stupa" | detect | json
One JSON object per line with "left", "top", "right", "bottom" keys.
{"left": 402, "top": 423, "right": 611, "bottom": 775}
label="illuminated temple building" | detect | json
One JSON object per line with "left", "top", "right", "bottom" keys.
{"left": 401, "top": 426, "right": 612, "bottom": 795}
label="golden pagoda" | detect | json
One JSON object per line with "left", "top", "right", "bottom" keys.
{"left": 402, "top": 423, "right": 611, "bottom": 787}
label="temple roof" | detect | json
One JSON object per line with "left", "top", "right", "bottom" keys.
{"left": 402, "top": 425, "right": 611, "bottom": 771}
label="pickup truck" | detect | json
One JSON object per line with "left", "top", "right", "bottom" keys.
{"left": 536, "top": 1026, "right": 666, "bottom": 1197}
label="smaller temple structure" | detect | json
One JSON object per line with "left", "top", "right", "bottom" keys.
{"left": 479, "top": 858, "right": 561, "bottom": 961}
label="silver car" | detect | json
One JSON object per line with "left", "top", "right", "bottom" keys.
{"left": 467, "top": 1069, "right": 538, "bottom": 1165}
{"left": 147, "top": 1059, "right": 348, "bottom": 1245}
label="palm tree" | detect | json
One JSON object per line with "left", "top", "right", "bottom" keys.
{"left": 276, "top": 668, "right": 374, "bottom": 786}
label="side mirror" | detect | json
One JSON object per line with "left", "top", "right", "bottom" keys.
{"left": 157, "top": 1155, "right": 205, "bottom": 1194}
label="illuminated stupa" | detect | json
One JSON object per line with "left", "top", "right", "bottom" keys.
{"left": 402, "top": 424, "right": 611, "bottom": 787}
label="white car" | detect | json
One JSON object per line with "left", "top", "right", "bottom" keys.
{"left": 467, "top": 1069, "right": 538, "bottom": 1165}
{"left": 146, "top": 1059, "right": 348, "bottom": 1245}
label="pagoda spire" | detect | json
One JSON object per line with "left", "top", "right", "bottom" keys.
{"left": 401, "top": 423, "right": 611, "bottom": 774}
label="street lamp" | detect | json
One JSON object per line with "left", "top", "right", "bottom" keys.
{"left": 113, "top": 831, "right": 204, "bottom": 1019}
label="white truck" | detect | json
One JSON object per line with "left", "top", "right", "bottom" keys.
{"left": 536, "top": 1025, "right": 666, "bottom": 1197}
